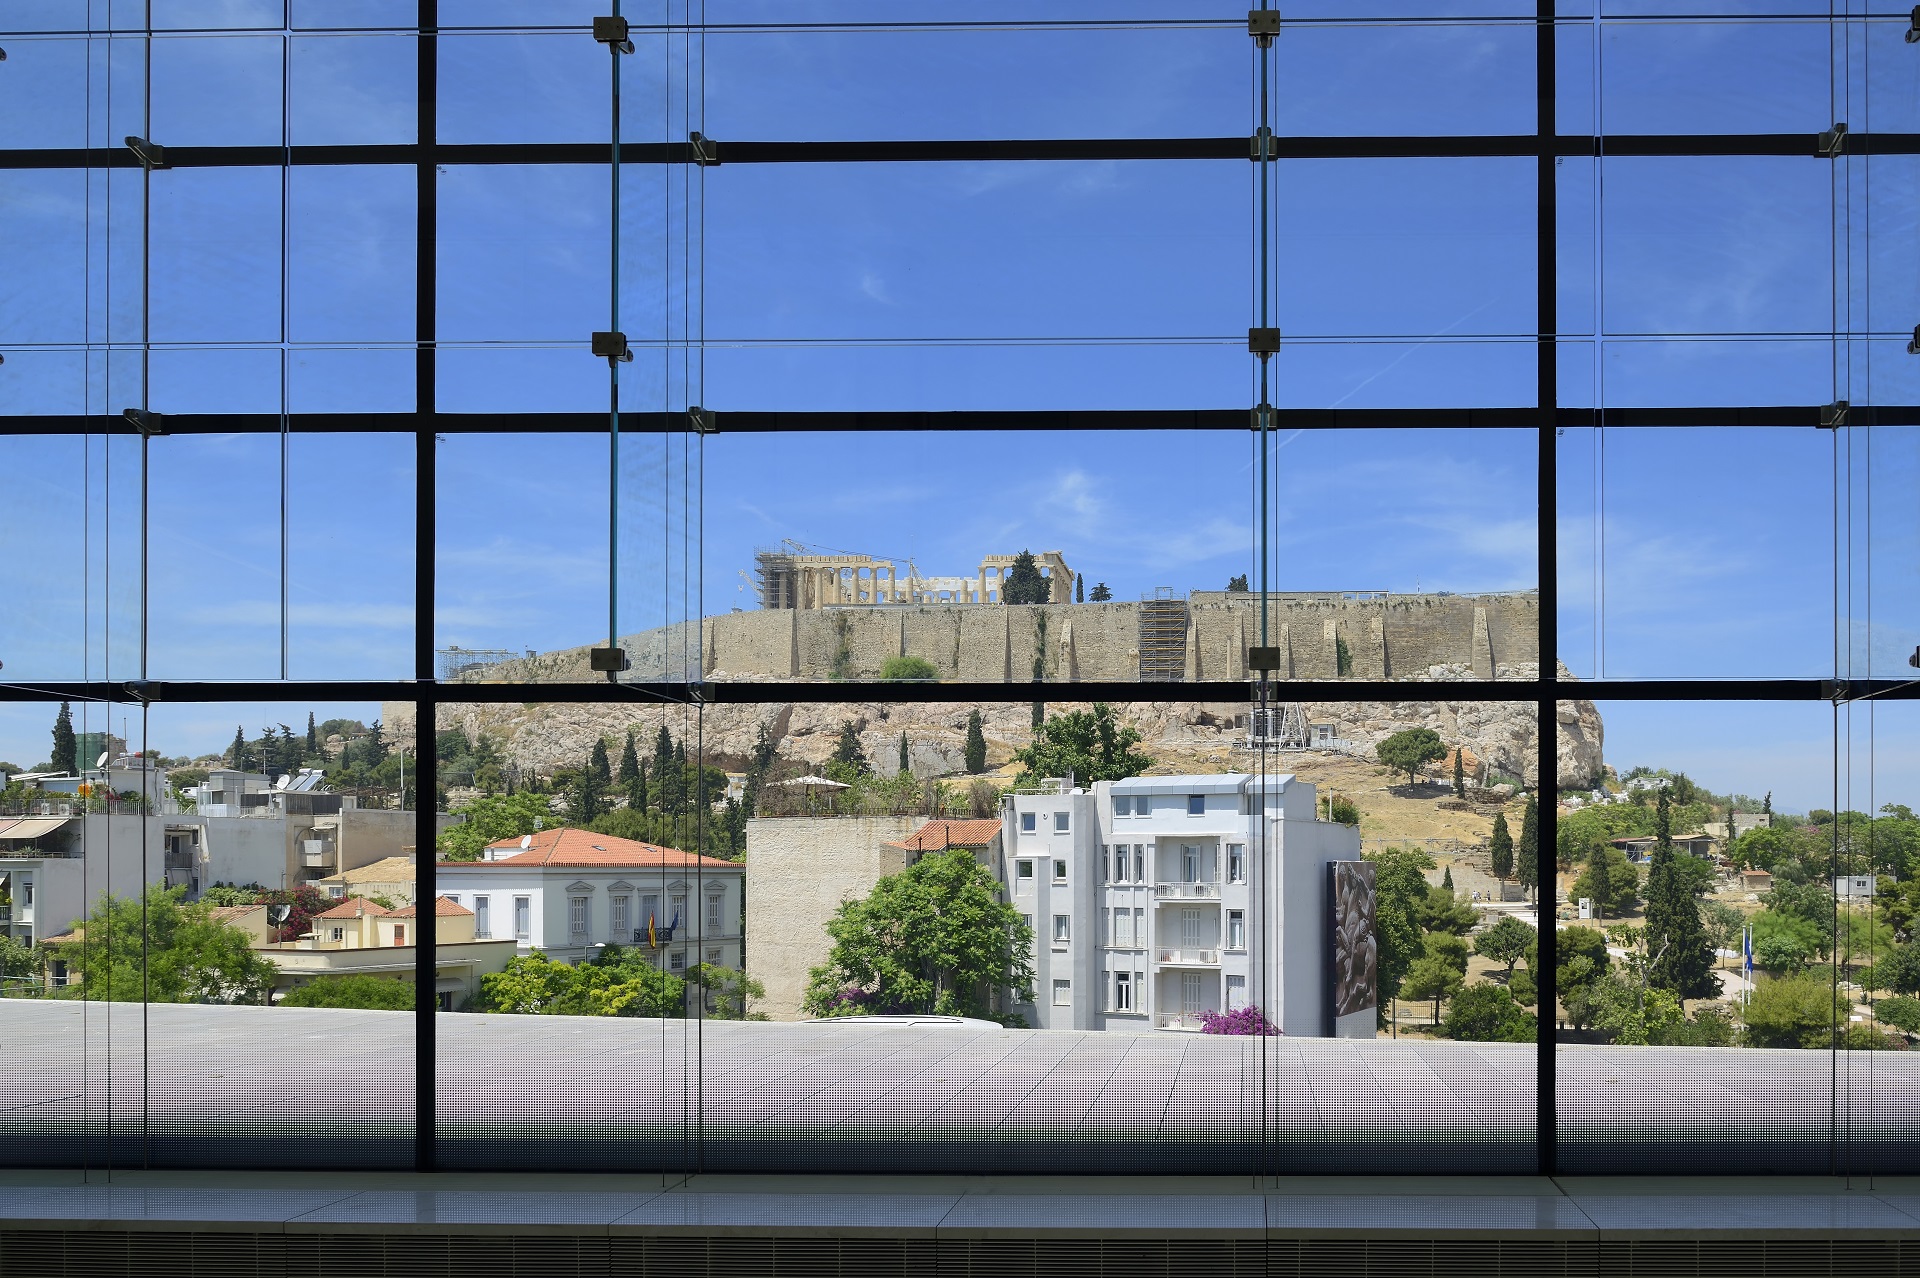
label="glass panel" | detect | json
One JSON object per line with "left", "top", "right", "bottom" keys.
{"left": 1598, "top": 157, "right": 1831, "bottom": 341}
{"left": 146, "top": 432, "right": 286, "bottom": 680}
{"left": 0, "top": 172, "right": 89, "bottom": 346}
{"left": 435, "top": 433, "right": 609, "bottom": 677}
{"left": 708, "top": 161, "right": 1244, "bottom": 344}
{"left": 706, "top": 26, "right": 1245, "bottom": 141}
{"left": 0, "top": 37, "right": 92, "bottom": 149}
{"left": 1593, "top": 20, "right": 1832, "bottom": 136}
{"left": 150, "top": 34, "right": 285, "bottom": 146}
{"left": 288, "top": 434, "right": 415, "bottom": 681}
{"left": 437, "top": 165, "right": 607, "bottom": 345}
{"left": 150, "top": 167, "right": 284, "bottom": 345}
{"left": 439, "top": 30, "right": 667, "bottom": 144}
{"left": 696, "top": 428, "right": 1535, "bottom": 685}
{"left": 289, "top": 33, "right": 418, "bottom": 144}
{"left": 1556, "top": 426, "right": 1832, "bottom": 681}
{"left": 289, "top": 165, "right": 415, "bottom": 344}
{"left": 426, "top": 697, "right": 1533, "bottom": 1171}
{"left": 1557, "top": 700, "right": 1836, "bottom": 1173}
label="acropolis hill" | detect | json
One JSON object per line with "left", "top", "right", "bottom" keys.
{"left": 444, "top": 590, "right": 1540, "bottom": 685}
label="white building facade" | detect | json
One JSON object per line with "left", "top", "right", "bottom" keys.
{"left": 1004, "top": 773, "right": 1364, "bottom": 1038}
{"left": 436, "top": 828, "right": 745, "bottom": 978}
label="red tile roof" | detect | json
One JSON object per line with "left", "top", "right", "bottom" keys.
{"left": 886, "top": 819, "right": 1004, "bottom": 851}
{"left": 389, "top": 896, "right": 472, "bottom": 918}
{"left": 314, "top": 896, "right": 389, "bottom": 920}
{"left": 453, "top": 827, "right": 738, "bottom": 870}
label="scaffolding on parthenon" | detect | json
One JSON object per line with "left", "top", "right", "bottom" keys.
{"left": 435, "top": 646, "right": 525, "bottom": 681}
{"left": 1136, "top": 588, "right": 1189, "bottom": 682}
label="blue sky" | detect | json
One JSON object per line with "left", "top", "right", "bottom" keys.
{"left": 2, "top": 7, "right": 1917, "bottom": 807}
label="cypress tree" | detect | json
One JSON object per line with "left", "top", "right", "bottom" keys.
{"left": 1517, "top": 793, "right": 1539, "bottom": 903}
{"left": 1645, "top": 789, "right": 1716, "bottom": 997}
{"left": 306, "top": 712, "right": 319, "bottom": 756}
{"left": 1489, "top": 812, "right": 1513, "bottom": 884}
{"left": 898, "top": 731, "right": 910, "bottom": 776}
{"left": 589, "top": 738, "right": 612, "bottom": 786}
{"left": 571, "top": 764, "right": 604, "bottom": 823}
{"left": 1453, "top": 748, "right": 1465, "bottom": 798}
{"left": 50, "top": 702, "right": 77, "bottom": 775}
{"left": 1441, "top": 865, "right": 1454, "bottom": 892}
{"left": 617, "top": 730, "right": 641, "bottom": 806}
{"left": 228, "top": 725, "right": 250, "bottom": 771}
{"left": 1587, "top": 842, "right": 1611, "bottom": 920}
{"left": 1075, "top": 574, "right": 1084, "bottom": 603}
{"left": 831, "top": 721, "right": 869, "bottom": 776}
{"left": 964, "top": 709, "right": 988, "bottom": 775}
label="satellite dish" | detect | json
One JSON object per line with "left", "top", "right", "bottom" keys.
{"left": 519, "top": 835, "right": 533, "bottom": 850}
{"left": 276, "top": 774, "right": 291, "bottom": 789}
{"left": 95, "top": 752, "right": 110, "bottom": 768}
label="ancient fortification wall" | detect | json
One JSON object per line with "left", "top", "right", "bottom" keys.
{"left": 700, "top": 592, "right": 1537, "bottom": 683}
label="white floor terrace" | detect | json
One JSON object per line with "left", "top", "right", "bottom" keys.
{"left": 1, "top": 1000, "right": 1913, "bottom": 1176}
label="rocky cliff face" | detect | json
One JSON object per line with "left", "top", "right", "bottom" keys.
{"left": 387, "top": 663, "right": 1602, "bottom": 789}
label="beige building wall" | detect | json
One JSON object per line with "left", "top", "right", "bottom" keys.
{"left": 744, "top": 815, "right": 917, "bottom": 1021}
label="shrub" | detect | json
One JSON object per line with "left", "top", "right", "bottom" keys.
{"left": 1328, "top": 795, "right": 1360, "bottom": 826}
{"left": 1198, "top": 1005, "right": 1280, "bottom": 1036}
{"left": 879, "top": 655, "right": 938, "bottom": 682}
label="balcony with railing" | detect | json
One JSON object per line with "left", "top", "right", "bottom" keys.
{"left": 1155, "top": 881, "right": 1220, "bottom": 899}
{"left": 1156, "top": 1012, "right": 1209, "bottom": 1032}
{"left": 1155, "top": 948, "right": 1219, "bottom": 966}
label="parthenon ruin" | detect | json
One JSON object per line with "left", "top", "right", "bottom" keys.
{"left": 754, "top": 548, "right": 1073, "bottom": 609}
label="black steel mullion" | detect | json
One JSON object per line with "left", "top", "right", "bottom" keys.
{"left": 12, "top": 132, "right": 1920, "bottom": 172}
{"left": 1536, "top": 0, "right": 1558, "bottom": 1180}
{"left": 412, "top": 0, "right": 438, "bottom": 1177}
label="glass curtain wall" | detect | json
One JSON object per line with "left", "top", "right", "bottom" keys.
{"left": 0, "top": 1, "right": 1912, "bottom": 1177}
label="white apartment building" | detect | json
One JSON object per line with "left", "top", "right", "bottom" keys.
{"left": 1004, "top": 773, "right": 1365, "bottom": 1038}
{"left": 436, "top": 827, "right": 745, "bottom": 978}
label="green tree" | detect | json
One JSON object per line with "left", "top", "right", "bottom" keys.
{"left": 617, "top": 729, "right": 642, "bottom": 808}
{"left": 0, "top": 932, "right": 44, "bottom": 995}
{"left": 879, "top": 655, "right": 938, "bottom": 682}
{"left": 1555, "top": 924, "right": 1611, "bottom": 1031}
{"left": 1442, "top": 982, "right": 1534, "bottom": 1042}
{"left": 1876, "top": 941, "right": 1920, "bottom": 994}
{"left": 1744, "top": 973, "right": 1846, "bottom": 1049}
{"left": 1572, "top": 846, "right": 1640, "bottom": 919}
{"left": 437, "top": 792, "right": 558, "bottom": 861}
{"left": 1441, "top": 865, "right": 1453, "bottom": 892}
{"left": 1419, "top": 882, "right": 1478, "bottom": 936}
{"left": 51, "top": 887, "right": 277, "bottom": 1004}
{"left": 475, "top": 947, "right": 686, "bottom": 1018}
{"left": 228, "top": 724, "right": 252, "bottom": 772}
{"left": 1489, "top": 812, "right": 1514, "bottom": 884}
{"left": 832, "top": 720, "right": 871, "bottom": 777}
{"left": 1335, "top": 635, "right": 1353, "bottom": 675}
{"left": 1366, "top": 847, "right": 1435, "bottom": 1003}
{"left": 1643, "top": 790, "right": 1718, "bottom": 998}
{"left": 999, "top": 550, "right": 1048, "bottom": 605}
{"left": 652, "top": 725, "right": 677, "bottom": 814}
{"left": 1328, "top": 795, "right": 1360, "bottom": 826}
{"left": 689, "top": 963, "right": 766, "bottom": 1020}
{"left": 802, "top": 848, "right": 1035, "bottom": 1024}
{"left": 1226, "top": 573, "right": 1249, "bottom": 592}
{"left": 589, "top": 738, "right": 612, "bottom": 787}
{"left": 279, "top": 974, "right": 414, "bottom": 1010}
{"left": 1453, "top": 748, "right": 1465, "bottom": 798}
{"left": 50, "top": 702, "right": 77, "bottom": 775}
{"left": 1075, "top": 574, "right": 1084, "bottom": 603}
{"left": 570, "top": 765, "right": 605, "bottom": 824}
{"left": 964, "top": 709, "right": 988, "bottom": 775}
{"left": 305, "top": 712, "right": 319, "bottom": 755}
{"left": 897, "top": 731, "right": 910, "bottom": 777}
{"left": 1474, "top": 915, "right": 1536, "bottom": 982}
{"left": 1875, "top": 994, "right": 1920, "bottom": 1037}
{"left": 1401, "top": 953, "right": 1464, "bottom": 1025}
{"left": 1088, "top": 582, "right": 1112, "bottom": 602}
{"left": 1012, "top": 703, "right": 1152, "bottom": 788}
{"left": 1376, "top": 727, "right": 1446, "bottom": 787}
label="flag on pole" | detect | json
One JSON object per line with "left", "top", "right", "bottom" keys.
{"left": 648, "top": 911, "right": 657, "bottom": 949}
